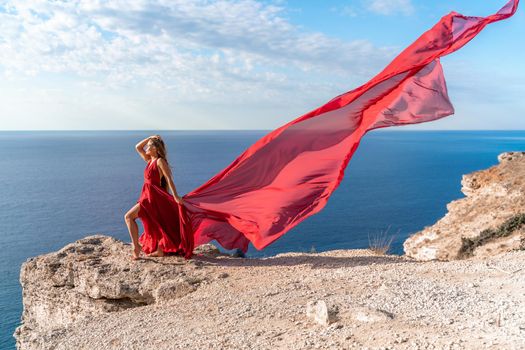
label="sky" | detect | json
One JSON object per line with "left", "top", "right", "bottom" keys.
{"left": 0, "top": 0, "right": 523, "bottom": 131}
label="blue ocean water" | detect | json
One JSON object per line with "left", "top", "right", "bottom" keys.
{"left": 1, "top": 129, "right": 525, "bottom": 348}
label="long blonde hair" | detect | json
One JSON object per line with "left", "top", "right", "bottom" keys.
{"left": 149, "top": 135, "right": 172, "bottom": 193}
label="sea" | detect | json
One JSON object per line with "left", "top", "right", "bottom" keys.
{"left": 1, "top": 129, "right": 525, "bottom": 349}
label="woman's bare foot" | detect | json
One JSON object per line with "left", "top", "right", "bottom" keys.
{"left": 147, "top": 247, "right": 165, "bottom": 257}
{"left": 131, "top": 244, "right": 142, "bottom": 260}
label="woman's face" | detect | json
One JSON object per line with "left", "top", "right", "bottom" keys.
{"left": 145, "top": 141, "right": 157, "bottom": 156}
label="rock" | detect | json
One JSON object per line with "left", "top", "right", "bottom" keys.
{"left": 404, "top": 151, "right": 525, "bottom": 261}
{"left": 193, "top": 243, "right": 221, "bottom": 256}
{"left": 154, "top": 279, "right": 196, "bottom": 303}
{"left": 352, "top": 306, "right": 395, "bottom": 323}
{"left": 393, "top": 334, "right": 409, "bottom": 344}
{"left": 306, "top": 300, "right": 339, "bottom": 326}
{"left": 14, "top": 234, "right": 209, "bottom": 348}
{"left": 217, "top": 272, "right": 229, "bottom": 279}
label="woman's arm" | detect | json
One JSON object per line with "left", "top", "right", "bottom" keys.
{"left": 135, "top": 137, "right": 151, "bottom": 162}
{"left": 157, "top": 158, "right": 183, "bottom": 203}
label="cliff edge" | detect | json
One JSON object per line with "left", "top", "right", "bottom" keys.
{"left": 404, "top": 151, "right": 525, "bottom": 261}
{"left": 15, "top": 235, "right": 525, "bottom": 349}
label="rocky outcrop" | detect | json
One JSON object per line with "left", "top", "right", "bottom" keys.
{"left": 14, "top": 235, "right": 225, "bottom": 349}
{"left": 404, "top": 151, "right": 525, "bottom": 261}
{"left": 14, "top": 234, "right": 525, "bottom": 349}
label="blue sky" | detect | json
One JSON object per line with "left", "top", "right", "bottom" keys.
{"left": 0, "top": 0, "right": 523, "bottom": 130}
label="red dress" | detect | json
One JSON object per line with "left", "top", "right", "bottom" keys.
{"left": 136, "top": 158, "right": 194, "bottom": 259}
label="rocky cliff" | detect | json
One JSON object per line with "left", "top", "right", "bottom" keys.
{"left": 404, "top": 151, "right": 525, "bottom": 261}
{"left": 14, "top": 235, "right": 525, "bottom": 349}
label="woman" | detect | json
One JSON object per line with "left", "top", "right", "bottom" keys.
{"left": 124, "top": 135, "right": 189, "bottom": 260}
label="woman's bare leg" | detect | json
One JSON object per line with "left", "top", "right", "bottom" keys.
{"left": 124, "top": 203, "right": 142, "bottom": 260}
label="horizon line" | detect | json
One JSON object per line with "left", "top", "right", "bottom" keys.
{"left": 1, "top": 129, "right": 525, "bottom": 133}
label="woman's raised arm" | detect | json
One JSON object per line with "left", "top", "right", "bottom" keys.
{"left": 135, "top": 137, "right": 151, "bottom": 162}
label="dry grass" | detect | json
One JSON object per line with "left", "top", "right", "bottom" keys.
{"left": 368, "top": 225, "right": 398, "bottom": 255}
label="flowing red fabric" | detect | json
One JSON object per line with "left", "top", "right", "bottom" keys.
{"left": 147, "top": 0, "right": 519, "bottom": 259}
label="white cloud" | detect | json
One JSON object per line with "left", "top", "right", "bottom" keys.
{"left": 0, "top": 0, "right": 405, "bottom": 130}
{"left": 332, "top": 0, "right": 414, "bottom": 18}
{"left": 0, "top": 1, "right": 395, "bottom": 98}
{"left": 365, "top": 0, "right": 414, "bottom": 16}
{"left": 1, "top": 0, "right": 521, "bottom": 132}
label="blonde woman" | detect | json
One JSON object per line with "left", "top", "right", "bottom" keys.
{"left": 124, "top": 135, "right": 191, "bottom": 260}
